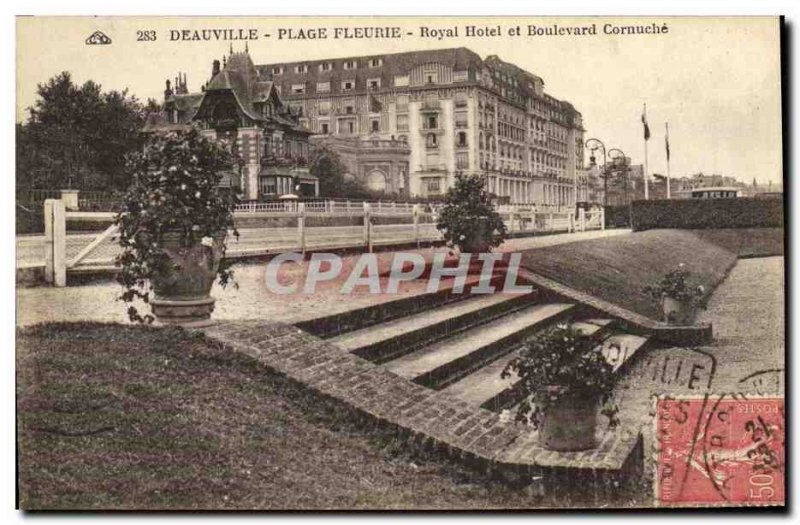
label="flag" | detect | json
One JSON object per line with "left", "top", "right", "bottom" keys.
{"left": 665, "top": 123, "right": 670, "bottom": 161}
{"left": 641, "top": 111, "right": 651, "bottom": 141}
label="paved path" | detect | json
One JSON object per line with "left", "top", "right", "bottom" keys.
{"left": 16, "top": 229, "right": 630, "bottom": 327}
{"left": 610, "top": 256, "right": 784, "bottom": 475}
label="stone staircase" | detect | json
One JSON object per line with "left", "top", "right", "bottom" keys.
{"left": 285, "top": 278, "right": 660, "bottom": 496}
{"left": 313, "top": 284, "right": 657, "bottom": 416}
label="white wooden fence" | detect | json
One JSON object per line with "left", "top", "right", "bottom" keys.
{"left": 39, "top": 199, "right": 604, "bottom": 286}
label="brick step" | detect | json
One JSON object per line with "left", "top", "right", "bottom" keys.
{"left": 385, "top": 302, "right": 575, "bottom": 390}
{"left": 331, "top": 291, "right": 539, "bottom": 364}
{"left": 487, "top": 326, "right": 654, "bottom": 414}
{"left": 295, "top": 274, "right": 506, "bottom": 339}
{"left": 444, "top": 318, "right": 616, "bottom": 410}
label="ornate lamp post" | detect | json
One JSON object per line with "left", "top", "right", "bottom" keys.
{"left": 607, "top": 148, "right": 632, "bottom": 225}
{"left": 584, "top": 138, "right": 607, "bottom": 206}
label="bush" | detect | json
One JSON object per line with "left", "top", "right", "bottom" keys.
{"left": 603, "top": 205, "right": 631, "bottom": 228}
{"left": 436, "top": 173, "right": 506, "bottom": 253}
{"left": 631, "top": 197, "right": 783, "bottom": 231}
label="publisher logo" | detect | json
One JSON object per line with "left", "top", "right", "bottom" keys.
{"left": 85, "top": 31, "right": 112, "bottom": 45}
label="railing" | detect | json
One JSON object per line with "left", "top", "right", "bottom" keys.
{"left": 31, "top": 199, "right": 604, "bottom": 286}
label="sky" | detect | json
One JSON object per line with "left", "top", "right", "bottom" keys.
{"left": 16, "top": 16, "right": 784, "bottom": 185}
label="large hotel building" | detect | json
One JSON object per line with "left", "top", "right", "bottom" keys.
{"left": 153, "top": 47, "right": 589, "bottom": 206}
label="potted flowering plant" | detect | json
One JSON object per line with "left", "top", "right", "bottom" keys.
{"left": 642, "top": 263, "right": 705, "bottom": 325}
{"left": 436, "top": 172, "right": 507, "bottom": 253}
{"left": 502, "top": 324, "right": 618, "bottom": 451}
{"left": 116, "top": 129, "right": 239, "bottom": 325}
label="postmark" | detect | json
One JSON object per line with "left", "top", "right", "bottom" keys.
{"left": 655, "top": 395, "right": 784, "bottom": 507}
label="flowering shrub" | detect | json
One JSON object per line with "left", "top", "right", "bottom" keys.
{"left": 642, "top": 263, "right": 705, "bottom": 304}
{"left": 502, "top": 324, "right": 619, "bottom": 429}
{"left": 436, "top": 173, "right": 507, "bottom": 253}
{"left": 115, "top": 129, "right": 239, "bottom": 322}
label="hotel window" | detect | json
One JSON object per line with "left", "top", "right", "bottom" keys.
{"left": 291, "top": 84, "right": 306, "bottom": 94}
{"left": 320, "top": 121, "right": 330, "bottom": 134}
{"left": 271, "top": 66, "right": 283, "bottom": 75}
{"left": 426, "top": 133, "right": 438, "bottom": 149}
{"left": 457, "top": 132, "right": 468, "bottom": 148}
{"left": 319, "top": 62, "right": 333, "bottom": 72}
{"left": 394, "top": 75, "right": 410, "bottom": 87}
{"left": 316, "top": 82, "right": 330, "bottom": 93}
{"left": 260, "top": 178, "right": 277, "bottom": 195}
{"left": 425, "top": 178, "right": 441, "bottom": 193}
{"left": 369, "top": 58, "right": 383, "bottom": 68}
{"left": 371, "top": 119, "right": 380, "bottom": 133}
{"left": 453, "top": 70, "right": 468, "bottom": 83}
{"left": 295, "top": 64, "right": 309, "bottom": 73}
{"left": 455, "top": 94, "right": 468, "bottom": 108}
{"left": 368, "top": 78, "right": 381, "bottom": 90}
{"left": 342, "top": 80, "right": 354, "bottom": 92}
{"left": 456, "top": 152, "right": 469, "bottom": 169}
{"left": 396, "top": 95, "right": 409, "bottom": 112}
{"left": 343, "top": 60, "right": 357, "bottom": 70}
{"left": 347, "top": 121, "right": 355, "bottom": 134}
{"left": 425, "top": 115, "right": 438, "bottom": 130}
{"left": 425, "top": 72, "right": 437, "bottom": 84}
{"left": 396, "top": 114, "right": 408, "bottom": 132}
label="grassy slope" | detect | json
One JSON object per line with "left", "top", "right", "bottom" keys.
{"left": 689, "top": 227, "right": 784, "bottom": 258}
{"left": 519, "top": 229, "right": 739, "bottom": 321}
{"left": 17, "top": 323, "right": 645, "bottom": 510}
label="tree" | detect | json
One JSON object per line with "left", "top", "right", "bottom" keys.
{"left": 436, "top": 172, "right": 507, "bottom": 253}
{"left": 308, "top": 144, "right": 372, "bottom": 199}
{"left": 17, "top": 71, "right": 148, "bottom": 191}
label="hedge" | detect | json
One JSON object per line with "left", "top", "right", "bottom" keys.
{"left": 631, "top": 197, "right": 783, "bottom": 231}
{"left": 603, "top": 205, "right": 632, "bottom": 228}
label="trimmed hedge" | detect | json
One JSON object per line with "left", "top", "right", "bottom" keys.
{"left": 631, "top": 197, "right": 783, "bottom": 231}
{"left": 604, "top": 205, "right": 632, "bottom": 228}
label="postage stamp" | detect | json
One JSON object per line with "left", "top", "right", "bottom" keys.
{"left": 655, "top": 395, "right": 785, "bottom": 507}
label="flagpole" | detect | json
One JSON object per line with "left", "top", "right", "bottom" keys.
{"left": 665, "top": 122, "right": 671, "bottom": 199}
{"left": 643, "top": 103, "right": 649, "bottom": 200}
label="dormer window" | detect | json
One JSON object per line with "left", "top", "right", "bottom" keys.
{"left": 343, "top": 60, "right": 357, "bottom": 70}
{"left": 319, "top": 62, "right": 332, "bottom": 72}
{"left": 272, "top": 66, "right": 283, "bottom": 75}
{"left": 369, "top": 58, "right": 383, "bottom": 68}
{"left": 295, "top": 64, "right": 309, "bottom": 73}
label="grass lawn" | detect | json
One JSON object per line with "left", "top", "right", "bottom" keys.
{"left": 520, "top": 229, "right": 740, "bottom": 321}
{"left": 17, "top": 323, "right": 644, "bottom": 510}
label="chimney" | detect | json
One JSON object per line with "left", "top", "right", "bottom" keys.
{"left": 212, "top": 59, "right": 220, "bottom": 77}
{"left": 164, "top": 79, "right": 173, "bottom": 99}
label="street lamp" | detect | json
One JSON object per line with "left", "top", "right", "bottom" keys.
{"left": 584, "top": 138, "right": 607, "bottom": 206}
{"left": 608, "top": 148, "right": 632, "bottom": 226}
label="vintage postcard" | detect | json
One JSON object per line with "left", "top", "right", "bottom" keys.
{"left": 15, "top": 16, "right": 785, "bottom": 510}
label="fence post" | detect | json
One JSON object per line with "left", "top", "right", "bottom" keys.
{"left": 412, "top": 204, "right": 420, "bottom": 248}
{"left": 579, "top": 208, "right": 586, "bottom": 232}
{"left": 601, "top": 207, "right": 606, "bottom": 230}
{"left": 297, "top": 202, "right": 306, "bottom": 254}
{"left": 569, "top": 211, "right": 575, "bottom": 233}
{"left": 328, "top": 200, "right": 335, "bottom": 215}
{"left": 363, "top": 202, "right": 372, "bottom": 252}
{"left": 44, "top": 199, "right": 66, "bottom": 287}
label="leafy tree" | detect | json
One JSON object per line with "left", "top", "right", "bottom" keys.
{"left": 308, "top": 144, "right": 374, "bottom": 199}
{"left": 17, "top": 71, "right": 147, "bottom": 191}
{"left": 436, "top": 172, "right": 507, "bottom": 253}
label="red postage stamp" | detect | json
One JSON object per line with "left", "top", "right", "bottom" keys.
{"left": 655, "top": 395, "right": 785, "bottom": 507}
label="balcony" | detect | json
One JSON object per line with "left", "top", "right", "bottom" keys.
{"left": 421, "top": 99, "right": 441, "bottom": 111}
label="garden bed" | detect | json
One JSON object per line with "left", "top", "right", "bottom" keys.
{"left": 519, "top": 229, "right": 739, "bottom": 321}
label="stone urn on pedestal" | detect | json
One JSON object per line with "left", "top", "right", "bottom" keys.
{"left": 537, "top": 387, "right": 598, "bottom": 451}
{"left": 149, "top": 232, "right": 227, "bottom": 326}
{"left": 502, "top": 324, "right": 618, "bottom": 453}
{"left": 115, "top": 129, "right": 238, "bottom": 326}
